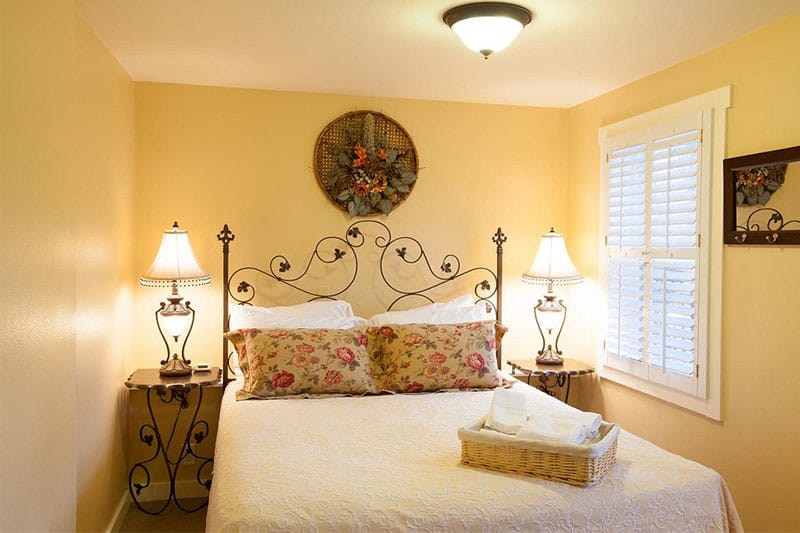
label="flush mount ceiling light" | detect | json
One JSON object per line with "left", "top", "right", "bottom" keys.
{"left": 443, "top": 2, "right": 533, "bottom": 59}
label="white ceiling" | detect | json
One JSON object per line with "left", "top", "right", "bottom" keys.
{"left": 77, "top": 0, "right": 800, "bottom": 108}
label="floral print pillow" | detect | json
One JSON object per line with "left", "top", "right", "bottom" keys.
{"left": 371, "top": 321, "right": 501, "bottom": 393}
{"left": 226, "top": 327, "right": 378, "bottom": 399}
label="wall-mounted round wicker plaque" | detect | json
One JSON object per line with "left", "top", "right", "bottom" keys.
{"left": 314, "top": 111, "right": 418, "bottom": 217}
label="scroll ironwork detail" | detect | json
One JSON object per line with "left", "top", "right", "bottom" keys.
{"left": 220, "top": 221, "right": 505, "bottom": 387}
{"left": 224, "top": 220, "right": 498, "bottom": 311}
{"left": 734, "top": 207, "right": 800, "bottom": 244}
{"left": 127, "top": 385, "right": 214, "bottom": 515}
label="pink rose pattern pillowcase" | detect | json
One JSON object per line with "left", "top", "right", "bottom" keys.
{"left": 227, "top": 327, "right": 377, "bottom": 399}
{"left": 370, "top": 321, "right": 501, "bottom": 393}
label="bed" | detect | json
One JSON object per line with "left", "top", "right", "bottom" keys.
{"left": 207, "top": 221, "right": 741, "bottom": 532}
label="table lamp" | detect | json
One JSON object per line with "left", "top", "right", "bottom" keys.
{"left": 522, "top": 228, "right": 583, "bottom": 365}
{"left": 141, "top": 221, "right": 210, "bottom": 376}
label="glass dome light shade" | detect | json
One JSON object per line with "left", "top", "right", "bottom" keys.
{"left": 160, "top": 306, "right": 192, "bottom": 338}
{"left": 443, "top": 2, "right": 533, "bottom": 58}
{"left": 451, "top": 16, "right": 523, "bottom": 56}
{"left": 535, "top": 299, "right": 565, "bottom": 332}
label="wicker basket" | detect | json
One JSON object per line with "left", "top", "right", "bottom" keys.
{"left": 458, "top": 417, "right": 620, "bottom": 486}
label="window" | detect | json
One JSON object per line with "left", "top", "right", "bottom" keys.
{"left": 598, "top": 87, "right": 730, "bottom": 420}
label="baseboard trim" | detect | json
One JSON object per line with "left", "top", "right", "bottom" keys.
{"left": 105, "top": 481, "right": 209, "bottom": 530}
{"left": 106, "top": 491, "right": 130, "bottom": 533}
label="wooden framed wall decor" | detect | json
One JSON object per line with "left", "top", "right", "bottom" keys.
{"left": 723, "top": 145, "right": 800, "bottom": 245}
{"left": 314, "top": 111, "right": 418, "bottom": 217}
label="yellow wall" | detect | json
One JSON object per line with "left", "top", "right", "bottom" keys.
{"left": 132, "top": 83, "right": 570, "bottom": 377}
{"left": 567, "top": 12, "right": 800, "bottom": 531}
{"left": 0, "top": 1, "right": 135, "bottom": 531}
{"left": 74, "top": 13, "right": 135, "bottom": 532}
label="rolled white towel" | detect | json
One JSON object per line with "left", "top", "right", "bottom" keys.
{"left": 484, "top": 387, "right": 528, "bottom": 435}
{"left": 517, "top": 415, "right": 588, "bottom": 445}
{"left": 561, "top": 410, "right": 602, "bottom": 436}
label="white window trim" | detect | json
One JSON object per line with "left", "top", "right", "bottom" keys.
{"left": 597, "top": 86, "right": 730, "bottom": 421}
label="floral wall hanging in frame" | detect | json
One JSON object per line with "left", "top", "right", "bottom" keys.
{"left": 314, "top": 111, "right": 418, "bottom": 217}
{"left": 723, "top": 144, "right": 800, "bottom": 245}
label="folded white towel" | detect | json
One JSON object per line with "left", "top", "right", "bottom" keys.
{"left": 517, "top": 415, "right": 588, "bottom": 445}
{"left": 479, "top": 428, "right": 511, "bottom": 437}
{"left": 484, "top": 387, "right": 528, "bottom": 435}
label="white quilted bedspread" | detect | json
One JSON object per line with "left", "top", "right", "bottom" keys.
{"left": 206, "top": 379, "right": 741, "bottom": 532}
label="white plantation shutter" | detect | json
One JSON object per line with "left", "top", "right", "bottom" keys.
{"left": 602, "top": 111, "right": 705, "bottom": 396}
{"left": 598, "top": 87, "right": 728, "bottom": 419}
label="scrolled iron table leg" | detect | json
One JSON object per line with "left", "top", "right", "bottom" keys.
{"left": 537, "top": 374, "right": 555, "bottom": 396}
{"left": 127, "top": 385, "right": 213, "bottom": 515}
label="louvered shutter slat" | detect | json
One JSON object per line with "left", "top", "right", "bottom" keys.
{"left": 652, "top": 212, "right": 694, "bottom": 225}
{"left": 652, "top": 174, "right": 696, "bottom": 192}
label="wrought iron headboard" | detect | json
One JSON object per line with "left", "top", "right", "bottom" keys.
{"left": 217, "top": 220, "right": 506, "bottom": 388}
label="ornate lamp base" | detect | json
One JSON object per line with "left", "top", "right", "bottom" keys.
{"left": 160, "top": 354, "right": 193, "bottom": 376}
{"left": 536, "top": 346, "right": 564, "bottom": 366}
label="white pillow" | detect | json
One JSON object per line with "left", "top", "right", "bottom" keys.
{"left": 234, "top": 314, "right": 366, "bottom": 331}
{"left": 229, "top": 300, "right": 354, "bottom": 330}
{"left": 367, "top": 302, "right": 491, "bottom": 327}
{"left": 414, "top": 293, "right": 474, "bottom": 311}
{"left": 366, "top": 294, "right": 473, "bottom": 323}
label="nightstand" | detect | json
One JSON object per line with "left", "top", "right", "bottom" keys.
{"left": 125, "top": 367, "right": 221, "bottom": 515}
{"left": 507, "top": 359, "right": 594, "bottom": 404}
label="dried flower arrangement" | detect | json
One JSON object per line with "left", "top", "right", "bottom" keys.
{"left": 735, "top": 164, "right": 786, "bottom": 206}
{"left": 314, "top": 111, "right": 418, "bottom": 217}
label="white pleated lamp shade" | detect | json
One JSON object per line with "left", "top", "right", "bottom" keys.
{"left": 140, "top": 222, "right": 210, "bottom": 287}
{"left": 522, "top": 228, "right": 583, "bottom": 286}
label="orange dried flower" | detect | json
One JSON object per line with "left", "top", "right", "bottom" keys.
{"left": 353, "top": 180, "right": 370, "bottom": 197}
{"left": 378, "top": 148, "right": 387, "bottom": 160}
{"left": 352, "top": 144, "right": 368, "bottom": 168}
{"left": 370, "top": 171, "right": 388, "bottom": 193}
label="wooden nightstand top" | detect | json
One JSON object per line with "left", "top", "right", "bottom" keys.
{"left": 507, "top": 359, "right": 594, "bottom": 404}
{"left": 125, "top": 367, "right": 221, "bottom": 390}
